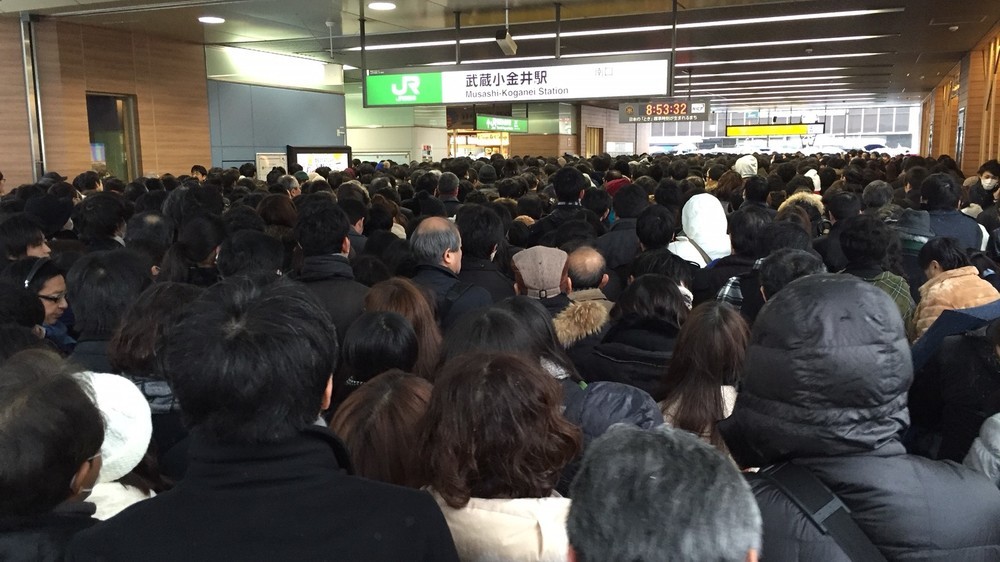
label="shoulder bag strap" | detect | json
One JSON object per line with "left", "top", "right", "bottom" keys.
{"left": 686, "top": 237, "right": 713, "bottom": 265}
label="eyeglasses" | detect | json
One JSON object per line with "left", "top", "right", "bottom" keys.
{"left": 38, "top": 293, "right": 66, "bottom": 304}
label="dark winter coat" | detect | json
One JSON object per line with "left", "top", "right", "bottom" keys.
{"left": 573, "top": 315, "right": 679, "bottom": 401}
{"left": 294, "top": 254, "right": 368, "bottom": 343}
{"left": 527, "top": 203, "right": 582, "bottom": 247}
{"left": 0, "top": 503, "right": 98, "bottom": 562}
{"left": 928, "top": 209, "right": 983, "bottom": 251}
{"left": 719, "top": 274, "right": 1000, "bottom": 561}
{"left": 66, "top": 428, "right": 460, "bottom": 562}
{"left": 812, "top": 220, "right": 848, "bottom": 272}
{"left": 411, "top": 263, "right": 492, "bottom": 331}
{"left": 595, "top": 218, "right": 640, "bottom": 271}
{"left": 691, "top": 253, "right": 757, "bottom": 305}
{"left": 457, "top": 256, "right": 514, "bottom": 304}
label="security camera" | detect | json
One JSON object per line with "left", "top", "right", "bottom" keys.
{"left": 496, "top": 29, "right": 517, "bottom": 56}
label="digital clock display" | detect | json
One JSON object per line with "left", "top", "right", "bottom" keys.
{"left": 619, "top": 98, "right": 710, "bottom": 123}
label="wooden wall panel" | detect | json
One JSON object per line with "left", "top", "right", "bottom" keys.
{"left": 509, "top": 134, "right": 576, "bottom": 157}
{"left": 0, "top": 19, "right": 34, "bottom": 186}
{"left": 32, "top": 21, "right": 210, "bottom": 180}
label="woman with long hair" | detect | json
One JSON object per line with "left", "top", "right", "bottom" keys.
{"left": 364, "top": 277, "right": 442, "bottom": 380}
{"left": 658, "top": 301, "right": 749, "bottom": 453}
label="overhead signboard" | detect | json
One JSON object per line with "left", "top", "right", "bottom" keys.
{"left": 476, "top": 114, "right": 528, "bottom": 133}
{"left": 726, "top": 123, "right": 826, "bottom": 137}
{"left": 364, "top": 54, "right": 670, "bottom": 107}
{"left": 619, "top": 99, "right": 712, "bottom": 123}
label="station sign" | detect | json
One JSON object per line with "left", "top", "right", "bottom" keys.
{"left": 364, "top": 54, "right": 670, "bottom": 107}
{"left": 476, "top": 114, "right": 528, "bottom": 133}
{"left": 726, "top": 123, "right": 826, "bottom": 137}
{"left": 619, "top": 99, "right": 711, "bottom": 123}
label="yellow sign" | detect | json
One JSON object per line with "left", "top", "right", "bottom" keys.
{"left": 726, "top": 123, "right": 825, "bottom": 137}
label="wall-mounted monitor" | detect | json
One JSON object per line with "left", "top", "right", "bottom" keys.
{"left": 286, "top": 145, "right": 353, "bottom": 173}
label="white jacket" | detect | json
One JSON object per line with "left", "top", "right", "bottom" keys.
{"left": 965, "top": 413, "right": 1000, "bottom": 488}
{"left": 667, "top": 193, "right": 731, "bottom": 267}
{"left": 432, "top": 491, "right": 570, "bottom": 562}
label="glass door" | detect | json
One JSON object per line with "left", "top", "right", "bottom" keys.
{"left": 86, "top": 93, "right": 141, "bottom": 180}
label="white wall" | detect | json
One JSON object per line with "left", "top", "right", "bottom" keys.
{"left": 346, "top": 126, "right": 448, "bottom": 163}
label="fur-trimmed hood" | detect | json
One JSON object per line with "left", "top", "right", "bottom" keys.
{"left": 777, "top": 190, "right": 825, "bottom": 217}
{"left": 553, "top": 299, "right": 610, "bottom": 347}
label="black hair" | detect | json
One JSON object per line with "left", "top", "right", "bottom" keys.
{"left": 339, "top": 198, "right": 368, "bottom": 226}
{"left": 159, "top": 213, "right": 226, "bottom": 285}
{"left": 978, "top": 160, "right": 1000, "bottom": 177}
{"left": 743, "top": 176, "right": 769, "bottom": 203}
{"left": 73, "top": 171, "right": 102, "bottom": 191}
{"left": 759, "top": 248, "right": 826, "bottom": 298}
{"left": 294, "top": 198, "right": 351, "bottom": 257}
{"left": 338, "top": 312, "right": 418, "bottom": 402}
{"left": 222, "top": 205, "right": 267, "bottom": 234}
{"left": 630, "top": 248, "right": 695, "bottom": 287}
{"left": 612, "top": 184, "right": 650, "bottom": 219}
{"left": 156, "top": 278, "right": 338, "bottom": 444}
{"left": 839, "top": 214, "right": 893, "bottom": 265}
{"left": 728, "top": 206, "right": 772, "bottom": 257}
{"left": 920, "top": 173, "right": 961, "bottom": 211}
{"left": 0, "top": 282, "right": 45, "bottom": 327}
{"left": 455, "top": 204, "right": 504, "bottom": 260}
{"left": 0, "top": 350, "right": 104, "bottom": 517}
{"left": 351, "top": 254, "right": 392, "bottom": 287}
{"left": 239, "top": 162, "right": 257, "bottom": 178}
{"left": 73, "top": 192, "right": 128, "bottom": 242}
{"left": 824, "top": 191, "right": 863, "bottom": 221}
{"left": 124, "top": 211, "right": 175, "bottom": 250}
{"left": 612, "top": 274, "right": 688, "bottom": 327}
{"left": 551, "top": 167, "right": 587, "bottom": 202}
{"left": 0, "top": 214, "right": 46, "bottom": 260}
{"left": 636, "top": 205, "right": 676, "bottom": 250}
{"left": 217, "top": 230, "right": 284, "bottom": 281}
{"left": 133, "top": 190, "right": 169, "bottom": 214}
{"left": 517, "top": 194, "right": 544, "bottom": 220}
{"left": 918, "top": 236, "right": 972, "bottom": 271}
{"left": 0, "top": 257, "right": 63, "bottom": 294}
{"left": 756, "top": 221, "right": 813, "bottom": 255}
{"left": 0, "top": 324, "right": 46, "bottom": 363}
{"left": 66, "top": 250, "right": 151, "bottom": 336}
{"left": 493, "top": 296, "right": 580, "bottom": 380}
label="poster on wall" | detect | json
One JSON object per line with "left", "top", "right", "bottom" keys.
{"left": 256, "top": 153, "right": 287, "bottom": 176}
{"left": 421, "top": 145, "right": 433, "bottom": 162}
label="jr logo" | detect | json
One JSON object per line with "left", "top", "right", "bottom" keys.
{"left": 391, "top": 76, "right": 420, "bottom": 101}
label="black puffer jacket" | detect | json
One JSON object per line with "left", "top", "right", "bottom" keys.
{"left": 719, "top": 274, "right": 1000, "bottom": 561}
{"left": 572, "top": 315, "right": 679, "bottom": 401}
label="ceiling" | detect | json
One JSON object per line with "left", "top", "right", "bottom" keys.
{"left": 7, "top": 0, "right": 1000, "bottom": 110}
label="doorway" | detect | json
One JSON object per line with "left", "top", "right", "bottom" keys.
{"left": 86, "top": 93, "right": 140, "bottom": 180}
{"left": 584, "top": 127, "right": 604, "bottom": 158}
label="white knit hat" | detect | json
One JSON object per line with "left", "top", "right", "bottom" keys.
{"left": 75, "top": 372, "right": 153, "bottom": 483}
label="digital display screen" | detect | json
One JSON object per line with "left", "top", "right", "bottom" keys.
{"left": 296, "top": 152, "right": 350, "bottom": 173}
{"left": 619, "top": 99, "right": 710, "bottom": 123}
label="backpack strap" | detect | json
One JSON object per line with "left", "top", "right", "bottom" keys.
{"left": 752, "top": 462, "right": 888, "bottom": 562}
{"left": 686, "top": 237, "right": 713, "bottom": 265}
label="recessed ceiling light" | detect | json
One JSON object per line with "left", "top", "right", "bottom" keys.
{"left": 368, "top": 2, "right": 396, "bottom": 10}
{"left": 198, "top": 16, "right": 225, "bottom": 24}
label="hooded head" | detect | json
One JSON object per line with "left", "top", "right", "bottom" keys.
{"left": 719, "top": 274, "right": 911, "bottom": 468}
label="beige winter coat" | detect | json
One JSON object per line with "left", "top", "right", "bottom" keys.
{"left": 910, "top": 266, "right": 1000, "bottom": 340}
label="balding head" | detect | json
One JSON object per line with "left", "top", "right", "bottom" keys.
{"left": 567, "top": 246, "right": 608, "bottom": 291}
{"left": 411, "top": 217, "right": 463, "bottom": 273}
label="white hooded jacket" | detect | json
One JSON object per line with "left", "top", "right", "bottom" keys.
{"left": 667, "top": 193, "right": 731, "bottom": 267}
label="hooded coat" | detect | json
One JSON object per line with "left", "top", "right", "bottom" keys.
{"left": 667, "top": 193, "right": 731, "bottom": 267}
{"left": 719, "top": 274, "right": 1000, "bottom": 561}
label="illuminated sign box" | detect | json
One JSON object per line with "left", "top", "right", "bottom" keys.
{"left": 476, "top": 114, "right": 528, "bottom": 133}
{"left": 619, "top": 99, "right": 711, "bottom": 123}
{"left": 726, "top": 123, "right": 826, "bottom": 137}
{"left": 364, "top": 54, "right": 670, "bottom": 107}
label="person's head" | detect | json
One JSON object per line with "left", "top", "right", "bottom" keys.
{"left": 918, "top": 236, "right": 972, "bottom": 280}
{"left": 364, "top": 277, "right": 442, "bottom": 380}
{"left": 718, "top": 274, "right": 911, "bottom": 468}
{"left": 338, "top": 198, "right": 368, "bottom": 232}
{"left": 920, "top": 173, "right": 961, "bottom": 211}
{"left": 0, "top": 214, "right": 49, "bottom": 261}
{"left": 239, "top": 162, "right": 257, "bottom": 179}
{"left": 660, "top": 302, "right": 749, "bottom": 447}
{"left": 73, "top": 192, "right": 128, "bottom": 242}
{"left": 0, "top": 258, "right": 68, "bottom": 326}
{"left": 978, "top": 159, "right": 1000, "bottom": 191}
{"left": 437, "top": 171, "right": 460, "bottom": 196}
{"left": 566, "top": 246, "right": 608, "bottom": 291}
{"left": 217, "top": 230, "right": 285, "bottom": 281}
{"left": 329, "top": 371, "right": 431, "bottom": 487}
{"left": 275, "top": 174, "right": 301, "bottom": 197}
{"left": 636, "top": 204, "right": 676, "bottom": 250}
{"left": 612, "top": 183, "right": 649, "bottom": 219}
{"left": 839, "top": 214, "right": 894, "bottom": 266}
{"left": 0, "top": 282, "right": 45, "bottom": 329}
{"left": 73, "top": 171, "right": 102, "bottom": 192}
{"left": 492, "top": 296, "right": 580, "bottom": 379}
{"left": 551, "top": 166, "right": 587, "bottom": 203}
{"left": 568, "top": 425, "right": 761, "bottom": 562}
{"left": 581, "top": 188, "right": 612, "bottom": 220}
{"left": 759, "top": 249, "right": 826, "bottom": 299}
{"left": 612, "top": 274, "right": 688, "bottom": 328}
{"left": 743, "top": 176, "right": 769, "bottom": 203}
{"left": 512, "top": 245, "right": 569, "bottom": 298}
{"left": 108, "top": 282, "right": 204, "bottom": 376}
{"left": 256, "top": 194, "right": 298, "bottom": 228}
{"left": 124, "top": 211, "right": 175, "bottom": 250}
{"left": 824, "top": 191, "right": 862, "bottom": 222}
{"left": 294, "top": 198, "right": 351, "bottom": 257}
{"left": 158, "top": 213, "right": 227, "bottom": 284}
{"left": 728, "top": 206, "right": 771, "bottom": 257}
{"left": 630, "top": 248, "right": 695, "bottom": 288}
{"left": 157, "top": 278, "right": 338, "bottom": 444}
{"left": 862, "top": 180, "right": 893, "bottom": 209}
{"left": 67, "top": 250, "right": 152, "bottom": 336}
{"left": 339, "top": 312, "right": 418, "bottom": 396}
{"left": 410, "top": 216, "right": 463, "bottom": 273}
{"left": 0, "top": 349, "right": 104, "bottom": 517}
{"left": 190, "top": 165, "right": 208, "bottom": 181}
{"left": 419, "top": 352, "right": 581, "bottom": 508}
{"left": 455, "top": 204, "right": 504, "bottom": 260}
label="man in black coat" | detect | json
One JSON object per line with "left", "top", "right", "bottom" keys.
{"left": 67, "top": 279, "right": 460, "bottom": 561}
{"left": 691, "top": 205, "right": 770, "bottom": 305}
{"left": 292, "top": 196, "right": 368, "bottom": 344}
{"left": 922, "top": 172, "right": 985, "bottom": 251}
{"left": 719, "top": 275, "right": 1000, "bottom": 561}
{"left": 812, "top": 191, "right": 861, "bottom": 273}
{"left": 528, "top": 166, "right": 588, "bottom": 247}
{"left": 455, "top": 204, "right": 514, "bottom": 303}
{"left": 410, "top": 216, "right": 491, "bottom": 331}
{"left": 595, "top": 183, "right": 648, "bottom": 272}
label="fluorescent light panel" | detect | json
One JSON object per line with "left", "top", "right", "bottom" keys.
{"left": 678, "top": 53, "right": 888, "bottom": 67}
{"left": 682, "top": 75, "right": 852, "bottom": 86}
{"left": 687, "top": 82, "right": 857, "bottom": 92}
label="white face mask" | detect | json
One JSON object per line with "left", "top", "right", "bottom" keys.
{"left": 984, "top": 178, "right": 999, "bottom": 191}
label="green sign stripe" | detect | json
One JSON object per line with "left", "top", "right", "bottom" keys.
{"left": 476, "top": 114, "right": 528, "bottom": 133}
{"left": 365, "top": 73, "right": 444, "bottom": 106}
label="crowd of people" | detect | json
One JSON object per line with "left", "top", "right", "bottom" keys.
{"left": 2, "top": 149, "right": 1000, "bottom": 561}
